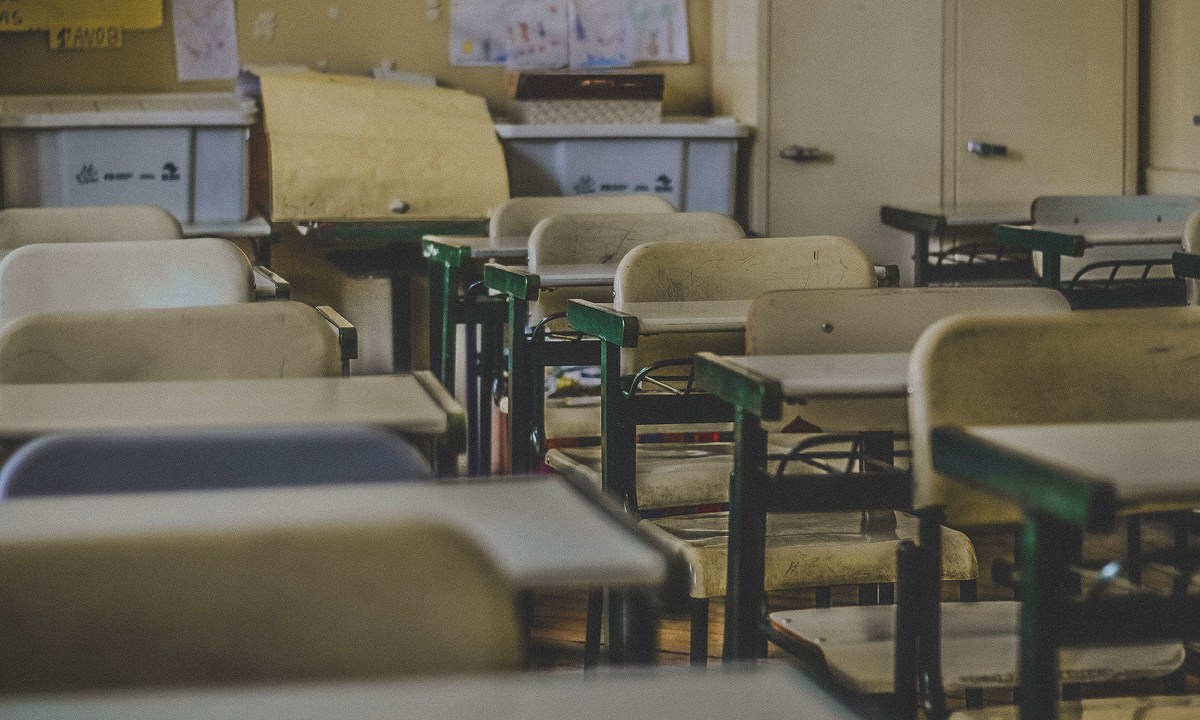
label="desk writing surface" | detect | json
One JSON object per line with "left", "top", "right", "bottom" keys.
{"left": 882, "top": 202, "right": 1031, "bottom": 229}
{"left": 0, "top": 665, "right": 855, "bottom": 720}
{"left": 1028, "top": 223, "right": 1182, "bottom": 247}
{"left": 521, "top": 263, "right": 618, "bottom": 287}
{"left": 0, "top": 476, "right": 665, "bottom": 591}
{"left": 423, "top": 234, "right": 529, "bottom": 259}
{"left": 729, "top": 353, "right": 911, "bottom": 399}
{"left": 614, "top": 299, "right": 753, "bottom": 334}
{"left": 0, "top": 376, "right": 449, "bottom": 438}
{"left": 963, "top": 420, "right": 1200, "bottom": 514}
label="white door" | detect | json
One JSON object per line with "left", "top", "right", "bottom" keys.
{"left": 949, "top": 0, "right": 1133, "bottom": 204}
{"left": 764, "top": 0, "right": 943, "bottom": 276}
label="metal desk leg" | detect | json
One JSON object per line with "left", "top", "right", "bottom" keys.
{"left": 723, "top": 405, "right": 769, "bottom": 660}
{"left": 913, "top": 229, "right": 930, "bottom": 287}
{"left": 390, "top": 273, "right": 412, "bottom": 372}
{"left": 506, "top": 296, "right": 538, "bottom": 473}
{"left": 1017, "top": 514, "right": 1074, "bottom": 720}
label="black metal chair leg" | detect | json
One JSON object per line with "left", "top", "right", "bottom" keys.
{"left": 584, "top": 589, "right": 603, "bottom": 668}
{"left": 690, "top": 597, "right": 709, "bottom": 667}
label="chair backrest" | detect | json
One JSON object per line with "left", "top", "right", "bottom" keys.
{"left": 910, "top": 306, "right": 1200, "bottom": 527}
{"left": 0, "top": 301, "right": 344, "bottom": 384}
{"left": 0, "top": 492, "right": 519, "bottom": 691}
{"left": 528, "top": 211, "right": 744, "bottom": 269}
{"left": 1031, "top": 194, "right": 1199, "bottom": 225}
{"left": 0, "top": 426, "right": 430, "bottom": 497}
{"left": 616, "top": 235, "right": 876, "bottom": 372}
{"left": 0, "top": 205, "right": 183, "bottom": 254}
{"left": 0, "top": 237, "right": 252, "bottom": 325}
{"left": 747, "top": 287, "right": 1070, "bottom": 355}
{"left": 489, "top": 194, "right": 675, "bottom": 239}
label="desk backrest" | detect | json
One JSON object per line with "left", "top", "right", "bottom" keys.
{"left": 0, "top": 426, "right": 430, "bottom": 497}
{"left": 910, "top": 306, "right": 1200, "bottom": 527}
{"left": 0, "top": 301, "right": 343, "bottom": 383}
{"left": 0, "top": 237, "right": 252, "bottom": 324}
{"left": 1031, "top": 194, "right": 1199, "bottom": 225}
{"left": 528, "top": 211, "right": 744, "bottom": 269}
{"left": 0, "top": 205, "right": 183, "bottom": 254}
{"left": 747, "top": 287, "right": 1070, "bottom": 355}
{"left": 0, "top": 489, "right": 519, "bottom": 691}
{"left": 489, "top": 195, "right": 675, "bottom": 239}
{"left": 616, "top": 235, "right": 875, "bottom": 372}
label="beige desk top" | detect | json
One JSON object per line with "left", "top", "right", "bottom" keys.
{"left": 724, "top": 353, "right": 911, "bottom": 399}
{"left": 0, "top": 374, "right": 457, "bottom": 439}
{"left": 0, "top": 665, "right": 856, "bottom": 720}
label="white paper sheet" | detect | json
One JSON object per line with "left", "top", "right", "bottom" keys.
{"left": 172, "top": 0, "right": 239, "bottom": 81}
{"left": 504, "top": 0, "right": 571, "bottom": 69}
{"left": 571, "top": 0, "right": 632, "bottom": 69}
{"left": 629, "top": 0, "right": 689, "bottom": 64}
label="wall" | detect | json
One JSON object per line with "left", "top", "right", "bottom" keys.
{"left": 1144, "top": 0, "right": 1200, "bottom": 195}
{"left": 0, "top": 0, "right": 713, "bottom": 117}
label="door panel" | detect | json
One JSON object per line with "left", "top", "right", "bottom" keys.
{"left": 952, "top": 0, "right": 1130, "bottom": 203}
{"left": 765, "top": 0, "right": 943, "bottom": 272}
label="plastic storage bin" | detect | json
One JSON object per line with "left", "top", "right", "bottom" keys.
{"left": 495, "top": 118, "right": 748, "bottom": 216}
{"left": 0, "top": 93, "right": 255, "bottom": 227}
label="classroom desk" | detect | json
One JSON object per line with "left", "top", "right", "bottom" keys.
{"left": 931, "top": 419, "right": 1200, "bottom": 720}
{"left": 996, "top": 222, "right": 1182, "bottom": 287}
{"left": 0, "top": 373, "right": 464, "bottom": 475}
{"left": 483, "top": 264, "right": 622, "bottom": 472}
{"left": 692, "top": 351, "right": 913, "bottom": 660}
{"left": 296, "top": 219, "right": 490, "bottom": 372}
{"left": 0, "top": 665, "right": 859, "bottom": 720}
{"left": 880, "top": 203, "right": 1030, "bottom": 286}
{"left": 0, "top": 473, "right": 686, "bottom": 667}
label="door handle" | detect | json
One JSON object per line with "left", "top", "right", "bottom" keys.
{"left": 779, "top": 145, "right": 822, "bottom": 162}
{"left": 966, "top": 140, "right": 1008, "bottom": 158}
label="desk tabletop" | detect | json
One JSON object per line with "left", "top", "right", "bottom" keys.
{"left": 733, "top": 353, "right": 911, "bottom": 399}
{"left": 423, "top": 234, "right": 529, "bottom": 260}
{"left": 0, "top": 475, "right": 668, "bottom": 591}
{"left": 0, "top": 374, "right": 458, "bottom": 440}
{"left": 933, "top": 419, "right": 1200, "bottom": 528}
{"left": 525, "top": 263, "right": 619, "bottom": 287}
{"left": 881, "top": 202, "right": 1031, "bottom": 231}
{"left": 615, "top": 299, "right": 753, "bottom": 333}
{"left": 0, "top": 665, "right": 855, "bottom": 720}
{"left": 998, "top": 223, "right": 1183, "bottom": 255}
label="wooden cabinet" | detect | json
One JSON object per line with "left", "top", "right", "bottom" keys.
{"left": 714, "top": 0, "right": 1137, "bottom": 284}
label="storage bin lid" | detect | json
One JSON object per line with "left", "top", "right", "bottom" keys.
{"left": 0, "top": 93, "right": 255, "bottom": 129}
{"left": 494, "top": 116, "right": 749, "bottom": 139}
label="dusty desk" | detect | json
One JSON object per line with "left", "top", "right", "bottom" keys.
{"left": 298, "top": 219, "right": 490, "bottom": 372}
{"left": 932, "top": 419, "right": 1200, "bottom": 720}
{"left": 994, "top": 195, "right": 1199, "bottom": 306}
{"left": 0, "top": 473, "right": 685, "bottom": 672}
{"left": 880, "top": 203, "right": 1031, "bottom": 286}
{"left": 0, "top": 665, "right": 859, "bottom": 720}
{"left": 693, "top": 351, "right": 912, "bottom": 659}
{"left": 0, "top": 373, "right": 463, "bottom": 473}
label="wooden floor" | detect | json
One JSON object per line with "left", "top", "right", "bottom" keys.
{"left": 528, "top": 518, "right": 1200, "bottom": 703}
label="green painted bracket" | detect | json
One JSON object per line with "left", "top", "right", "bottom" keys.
{"left": 692, "top": 352, "right": 783, "bottom": 422}
{"left": 1172, "top": 251, "right": 1200, "bottom": 280}
{"left": 930, "top": 426, "right": 1118, "bottom": 532}
{"left": 421, "top": 238, "right": 474, "bottom": 267}
{"left": 304, "top": 220, "right": 488, "bottom": 250}
{"left": 566, "top": 299, "right": 639, "bottom": 347}
{"left": 880, "top": 205, "right": 945, "bottom": 234}
{"left": 483, "top": 264, "right": 540, "bottom": 300}
{"left": 995, "top": 224, "right": 1085, "bottom": 257}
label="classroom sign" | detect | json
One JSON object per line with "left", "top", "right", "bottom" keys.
{"left": 0, "top": 0, "right": 162, "bottom": 50}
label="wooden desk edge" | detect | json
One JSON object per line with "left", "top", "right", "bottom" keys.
{"left": 929, "top": 426, "right": 1118, "bottom": 531}
{"left": 692, "top": 352, "right": 783, "bottom": 422}
{"left": 566, "top": 299, "right": 639, "bottom": 347}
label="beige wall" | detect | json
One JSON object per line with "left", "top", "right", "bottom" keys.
{"left": 0, "top": 0, "right": 714, "bottom": 117}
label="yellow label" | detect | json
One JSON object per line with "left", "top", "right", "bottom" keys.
{"left": 0, "top": 0, "right": 161, "bottom": 32}
{"left": 50, "top": 24, "right": 123, "bottom": 49}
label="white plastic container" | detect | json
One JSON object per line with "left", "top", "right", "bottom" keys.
{"left": 495, "top": 118, "right": 748, "bottom": 216}
{"left": 0, "top": 93, "right": 255, "bottom": 227}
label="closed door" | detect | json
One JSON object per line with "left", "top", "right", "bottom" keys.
{"left": 765, "top": 0, "right": 943, "bottom": 272}
{"left": 950, "top": 0, "right": 1133, "bottom": 203}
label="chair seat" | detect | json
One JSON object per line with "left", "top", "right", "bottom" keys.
{"left": 770, "top": 602, "right": 1185, "bottom": 695}
{"left": 642, "top": 510, "right": 977, "bottom": 599}
{"left": 950, "top": 695, "right": 1200, "bottom": 720}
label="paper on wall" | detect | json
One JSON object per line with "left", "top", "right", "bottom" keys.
{"left": 255, "top": 70, "right": 509, "bottom": 221}
{"left": 570, "top": 0, "right": 632, "bottom": 69}
{"left": 503, "top": 0, "right": 571, "bottom": 70}
{"left": 629, "top": 0, "right": 689, "bottom": 64}
{"left": 449, "top": 0, "right": 508, "bottom": 66}
{"left": 173, "top": 0, "right": 239, "bottom": 82}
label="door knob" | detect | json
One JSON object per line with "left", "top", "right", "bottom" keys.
{"left": 966, "top": 140, "right": 1008, "bottom": 158}
{"left": 779, "top": 145, "right": 822, "bottom": 162}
